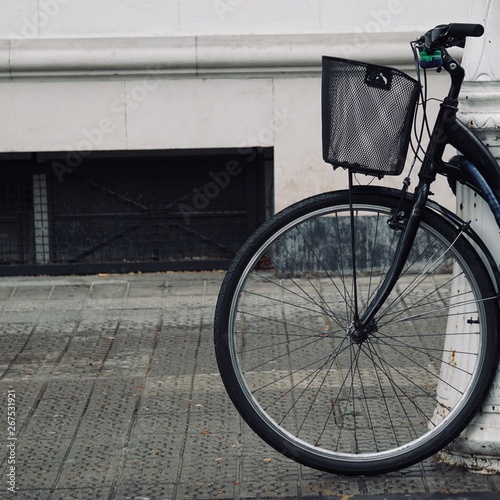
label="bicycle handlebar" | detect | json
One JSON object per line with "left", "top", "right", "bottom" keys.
{"left": 447, "top": 23, "right": 484, "bottom": 39}
{"left": 422, "top": 23, "right": 484, "bottom": 51}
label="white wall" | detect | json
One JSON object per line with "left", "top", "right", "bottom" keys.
{"left": 1, "top": 0, "right": 472, "bottom": 39}
{"left": 0, "top": 0, "right": 477, "bottom": 211}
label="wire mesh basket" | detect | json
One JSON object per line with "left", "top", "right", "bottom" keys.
{"left": 322, "top": 56, "right": 420, "bottom": 177}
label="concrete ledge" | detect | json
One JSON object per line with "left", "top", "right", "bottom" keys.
{"left": 459, "top": 81, "right": 500, "bottom": 129}
{"left": 0, "top": 31, "right": 421, "bottom": 79}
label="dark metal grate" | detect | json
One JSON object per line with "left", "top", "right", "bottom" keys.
{"left": 0, "top": 174, "right": 34, "bottom": 264}
{"left": 0, "top": 149, "right": 273, "bottom": 275}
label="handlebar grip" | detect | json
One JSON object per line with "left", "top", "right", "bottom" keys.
{"left": 447, "top": 23, "right": 484, "bottom": 38}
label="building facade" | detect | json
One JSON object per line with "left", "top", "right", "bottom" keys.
{"left": 0, "top": 0, "right": 476, "bottom": 273}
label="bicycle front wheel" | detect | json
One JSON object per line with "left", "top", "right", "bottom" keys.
{"left": 214, "top": 187, "right": 499, "bottom": 474}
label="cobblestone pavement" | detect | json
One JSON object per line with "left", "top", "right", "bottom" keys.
{"left": 0, "top": 272, "right": 498, "bottom": 499}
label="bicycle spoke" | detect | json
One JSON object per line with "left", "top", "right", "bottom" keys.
{"left": 242, "top": 286, "right": 345, "bottom": 327}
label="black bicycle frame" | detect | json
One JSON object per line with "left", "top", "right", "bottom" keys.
{"left": 357, "top": 48, "right": 500, "bottom": 330}
{"left": 445, "top": 125, "right": 500, "bottom": 225}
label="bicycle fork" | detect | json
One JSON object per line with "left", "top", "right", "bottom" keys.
{"left": 349, "top": 51, "right": 461, "bottom": 341}
{"left": 348, "top": 179, "right": 431, "bottom": 343}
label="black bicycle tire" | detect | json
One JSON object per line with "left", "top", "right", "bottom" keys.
{"left": 214, "top": 187, "right": 499, "bottom": 475}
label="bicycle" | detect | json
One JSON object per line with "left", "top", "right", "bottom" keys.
{"left": 214, "top": 23, "right": 500, "bottom": 475}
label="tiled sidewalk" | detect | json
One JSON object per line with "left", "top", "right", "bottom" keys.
{"left": 0, "top": 272, "right": 498, "bottom": 499}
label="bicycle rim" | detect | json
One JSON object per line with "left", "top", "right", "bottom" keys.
{"left": 214, "top": 188, "right": 499, "bottom": 474}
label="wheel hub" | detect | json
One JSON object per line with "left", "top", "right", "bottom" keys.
{"left": 348, "top": 320, "right": 378, "bottom": 344}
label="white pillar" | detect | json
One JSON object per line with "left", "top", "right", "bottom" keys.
{"left": 440, "top": 0, "right": 500, "bottom": 471}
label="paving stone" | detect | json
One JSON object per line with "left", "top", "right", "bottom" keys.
{"left": 22, "top": 396, "right": 87, "bottom": 439}
{"left": 0, "top": 272, "right": 497, "bottom": 499}
{"left": 301, "top": 473, "right": 363, "bottom": 497}
{"left": 176, "top": 480, "right": 238, "bottom": 499}
{"left": 50, "top": 487, "right": 114, "bottom": 499}
{"left": 114, "top": 481, "right": 175, "bottom": 499}
{"left": 361, "top": 476, "right": 428, "bottom": 496}
{"left": 55, "top": 438, "right": 124, "bottom": 488}
{"left": 15, "top": 439, "right": 71, "bottom": 489}
{"left": 0, "top": 379, "right": 44, "bottom": 429}
{"left": 14, "top": 488, "right": 51, "bottom": 499}
{"left": 425, "top": 471, "right": 492, "bottom": 494}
